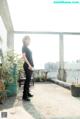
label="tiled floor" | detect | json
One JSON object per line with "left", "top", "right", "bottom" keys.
{"left": 0, "top": 82, "right": 80, "bottom": 119}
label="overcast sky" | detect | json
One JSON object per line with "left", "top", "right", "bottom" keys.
{"left": 14, "top": 34, "right": 80, "bottom": 69}
{"left": 7, "top": 0, "right": 80, "bottom": 68}
{"left": 7, "top": 0, "right": 80, "bottom": 32}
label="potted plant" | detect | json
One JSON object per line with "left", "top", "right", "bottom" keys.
{"left": 34, "top": 75, "right": 45, "bottom": 82}
{"left": 71, "top": 79, "right": 80, "bottom": 97}
{"left": 1, "top": 50, "right": 22, "bottom": 97}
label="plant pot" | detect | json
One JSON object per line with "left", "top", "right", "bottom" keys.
{"left": 35, "top": 78, "right": 41, "bottom": 82}
{"left": 71, "top": 85, "right": 80, "bottom": 97}
{"left": 6, "top": 83, "right": 17, "bottom": 97}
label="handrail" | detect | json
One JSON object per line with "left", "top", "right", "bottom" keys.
{"left": 14, "top": 31, "right": 80, "bottom": 35}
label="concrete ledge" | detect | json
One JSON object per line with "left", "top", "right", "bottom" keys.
{"left": 49, "top": 79, "right": 71, "bottom": 90}
{"left": 51, "top": 117, "right": 80, "bottom": 119}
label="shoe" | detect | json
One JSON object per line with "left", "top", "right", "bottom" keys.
{"left": 22, "top": 97, "right": 30, "bottom": 101}
{"left": 23, "top": 98, "right": 30, "bottom": 101}
{"left": 28, "top": 93, "right": 33, "bottom": 97}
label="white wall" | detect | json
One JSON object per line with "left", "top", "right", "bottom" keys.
{"left": 0, "top": 16, "right": 7, "bottom": 54}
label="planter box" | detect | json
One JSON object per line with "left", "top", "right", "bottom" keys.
{"left": 7, "top": 83, "right": 17, "bottom": 97}
{"left": 71, "top": 85, "right": 80, "bottom": 97}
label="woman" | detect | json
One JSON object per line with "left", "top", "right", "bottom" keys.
{"left": 22, "top": 36, "right": 34, "bottom": 101}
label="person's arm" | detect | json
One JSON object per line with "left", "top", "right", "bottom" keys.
{"left": 22, "top": 53, "right": 33, "bottom": 70}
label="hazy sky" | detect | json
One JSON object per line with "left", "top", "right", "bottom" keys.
{"left": 14, "top": 34, "right": 80, "bottom": 69}
{"left": 7, "top": 0, "right": 80, "bottom": 68}
{"left": 7, "top": 0, "right": 80, "bottom": 32}
{"left": 14, "top": 34, "right": 59, "bottom": 69}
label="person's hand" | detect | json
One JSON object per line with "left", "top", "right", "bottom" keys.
{"left": 28, "top": 65, "right": 33, "bottom": 71}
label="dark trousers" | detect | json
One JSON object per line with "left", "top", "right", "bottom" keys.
{"left": 23, "top": 63, "right": 32, "bottom": 98}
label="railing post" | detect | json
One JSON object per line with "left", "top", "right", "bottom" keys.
{"left": 58, "top": 33, "right": 66, "bottom": 81}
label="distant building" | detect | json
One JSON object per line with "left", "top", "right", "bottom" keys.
{"left": 44, "top": 62, "right": 59, "bottom": 71}
{"left": 64, "top": 61, "right": 80, "bottom": 70}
